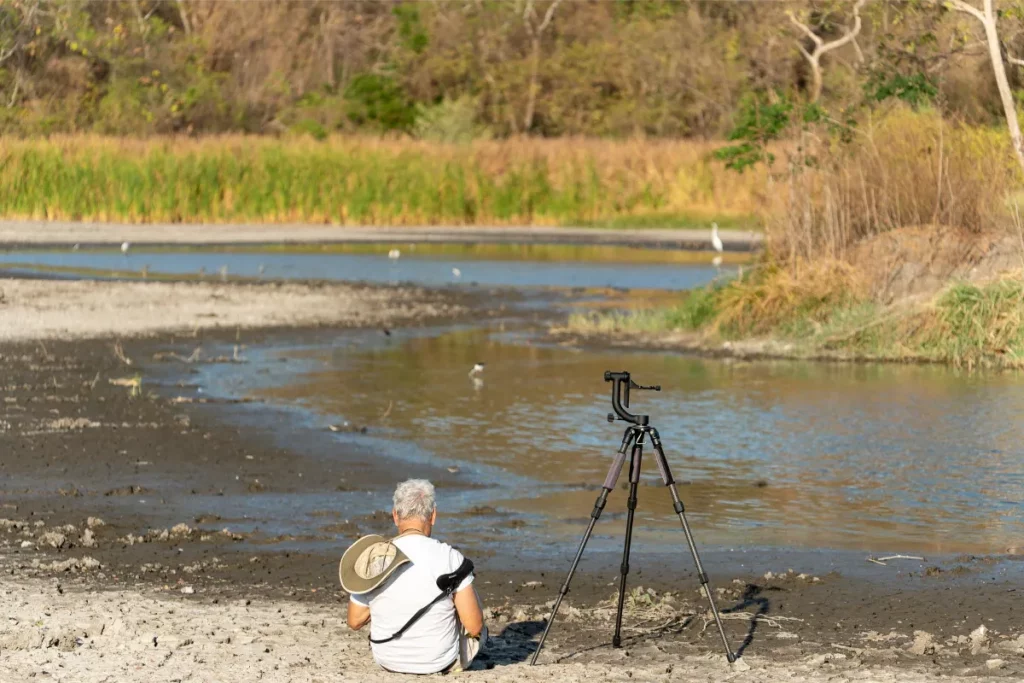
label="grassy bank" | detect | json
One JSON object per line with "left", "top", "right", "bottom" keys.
{"left": 0, "top": 135, "right": 761, "bottom": 227}
{"left": 561, "top": 110, "right": 1024, "bottom": 369}
{"left": 565, "top": 264, "right": 1024, "bottom": 369}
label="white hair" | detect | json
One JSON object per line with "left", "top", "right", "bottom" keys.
{"left": 393, "top": 479, "right": 436, "bottom": 521}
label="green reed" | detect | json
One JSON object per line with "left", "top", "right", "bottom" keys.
{"left": 0, "top": 135, "right": 761, "bottom": 227}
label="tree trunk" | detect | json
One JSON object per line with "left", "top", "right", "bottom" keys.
{"left": 523, "top": 37, "right": 540, "bottom": 132}
{"left": 981, "top": 4, "right": 1024, "bottom": 176}
{"left": 808, "top": 56, "right": 822, "bottom": 103}
{"left": 175, "top": 0, "right": 192, "bottom": 36}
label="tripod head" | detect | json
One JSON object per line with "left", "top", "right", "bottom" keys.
{"left": 604, "top": 371, "right": 660, "bottom": 426}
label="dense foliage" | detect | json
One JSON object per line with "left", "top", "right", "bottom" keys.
{"left": 0, "top": 0, "right": 1017, "bottom": 138}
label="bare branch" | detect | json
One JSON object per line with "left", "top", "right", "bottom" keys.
{"left": 523, "top": 0, "right": 536, "bottom": 37}
{"left": 816, "top": 0, "right": 867, "bottom": 59}
{"left": 523, "top": 0, "right": 563, "bottom": 37}
{"left": 789, "top": 0, "right": 866, "bottom": 102}
{"left": 852, "top": 37, "right": 865, "bottom": 65}
{"left": 536, "top": 0, "right": 565, "bottom": 35}
{"left": 946, "top": 0, "right": 985, "bottom": 23}
{"left": 788, "top": 12, "right": 824, "bottom": 48}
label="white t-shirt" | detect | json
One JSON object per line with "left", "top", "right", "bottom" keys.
{"left": 350, "top": 535, "right": 474, "bottom": 674}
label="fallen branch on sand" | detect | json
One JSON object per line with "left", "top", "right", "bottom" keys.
{"left": 108, "top": 376, "right": 142, "bottom": 397}
{"left": 153, "top": 347, "right": 203, "bottom": 363}
{"left": 112, "top": 340, "right": 133, "bottom": 366}
{"left": 715, "top": 612, "right": 806, "bottom": 630}
{"left": 867, "top": 555, "right": 925, "bottom": 566}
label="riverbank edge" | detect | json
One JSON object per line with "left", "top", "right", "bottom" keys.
{"left": 548, "top": 324, "right": 999, "bottom": 368}
{"left": 0, "top": 221, "right": 763, "bottom": 251}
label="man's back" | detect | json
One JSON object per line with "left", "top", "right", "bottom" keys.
{"left": 350, "top": 534, "right": 472, "bottom": 674}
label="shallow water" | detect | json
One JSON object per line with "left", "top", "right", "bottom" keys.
{"left": 0, "top": 248, "right": 721, "bottom": 291}
{"left": 180, "top": 323, "right": 1024, "bottom": 558}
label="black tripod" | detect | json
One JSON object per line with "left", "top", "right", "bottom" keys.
{"left": 530, "top": 371, "right": 735, "bottom": 665}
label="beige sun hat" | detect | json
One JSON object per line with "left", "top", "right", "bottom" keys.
{"left": 339, "top": 535, "right": 411, "bottom": 595}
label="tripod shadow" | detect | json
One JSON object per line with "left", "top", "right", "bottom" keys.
{"left": 550, "top": 614, "right": 697, "bottom": 664}
{"left": 722, "top": 583, "right": 772, "bottom": 657}
{"left": 540, "top": 583, "right": 773, "bottom": 664}
{"left": 472, "top": 620, "right": 546, "bottom": 669}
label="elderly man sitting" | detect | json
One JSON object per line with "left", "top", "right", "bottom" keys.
{"left": 341, "top": 479, "right": 486, "bottom": 675}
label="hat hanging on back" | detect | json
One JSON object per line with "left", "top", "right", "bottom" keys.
{"left": 339, "top": 535, "right": 411, "bottom": 595}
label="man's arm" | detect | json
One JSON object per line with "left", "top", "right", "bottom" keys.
{"left": 453, "top": 585, "right": 484, "bottom": 637}
{"left": 347, "top": 599, "right": 371, "bottom": 631}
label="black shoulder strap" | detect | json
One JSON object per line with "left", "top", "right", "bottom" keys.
{"left": 369, "top": 558, "right": 474, "bottom": 645}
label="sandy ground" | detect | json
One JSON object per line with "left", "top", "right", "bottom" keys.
{"left": 0, "top": 221, "right": 762, "bottom": 250}
{"left": 0, "top": 278, "right": 461, "bottom": 341}
{"left": 0, "top": 577, "right": 1016, "bottom": 683}
{"left": 2, "top": 335, "right": 1023, "bottom": 682}
{"left": 0, "top": 275, "right": 1018, "bottom": 682}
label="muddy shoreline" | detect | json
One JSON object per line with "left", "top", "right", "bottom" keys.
{"left": 1, "top": 319, "right": 1023, "bottom": 679}
{"left": 0, "top": 274, "right": 1017, "bottom": 680}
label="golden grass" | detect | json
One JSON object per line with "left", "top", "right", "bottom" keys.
{"left": 710, "top": 260, "right": 868, "bottom": 337}
{"left": 0, "top": 134, "right": 765, "bottom": 226}
{"left": 768, "top": 108, "right": 1022, "bottom": 261}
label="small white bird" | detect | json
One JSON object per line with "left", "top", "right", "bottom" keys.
{"left": 72, "top": 243, "right": 80, "bottom": 251}
{"left": 219, "top": 265, "right": 228, "bottom": 282}
{"left": 468, "top": 362, "right": 485, "bottom": 377}
{"left": 710, "top": 222, "right": 723, "bottom": 254}
{"left": 257, "top": 264, "right": 265, "bottom": 277}
{"left": 121, "top": 241, "right": 131, "bottom": 254}
{"left": 388, "top": 248, "right": 401, "bottom": 260}
{"left": 452, "top": 267, "right": 461, "bottom": 278}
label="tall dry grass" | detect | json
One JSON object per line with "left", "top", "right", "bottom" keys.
{"left": 767, "top": 108, "right": 1022, "bottom": 262}
{"left": 0, "top": 135, "right": 764, "bottom": 226}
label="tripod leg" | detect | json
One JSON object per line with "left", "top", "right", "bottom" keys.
{"left": 612, "top": 441, "right": 643, "bottom": 648}
{"left": 650, "top": 429, "right": 736, "bottom": 663}
{"left": 530, "top": 428, "right": 636, "bottom": 666}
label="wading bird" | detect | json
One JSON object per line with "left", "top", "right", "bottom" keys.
{"left": 711, "top": 222, "right": 723, "bottom": 254}
{"left": 711, "top": 223, "right": 724, "bottom": 268}
{"left": 388, "top": 248, "right": 401, "bottom": 260}
{"left": 121, "top": 241, "right": 131, "bottom": 254}
{"left": 452, "top": 267, "right": 461, "bottom": 278}
{"left": 468, "top": 362, "right": 485, "bottom": 377}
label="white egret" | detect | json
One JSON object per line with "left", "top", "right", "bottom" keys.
{"left": 468, "top": 362, "right": 485, "bottom": 377}
{"left": 388, "top": 248, "right": 401, "bottom": 260}
{"left": 711, "top": 222, "right": 723, "bottom": 254}
{"left": 452, "top": 267, "right": 462, "bottom": 278}
{"left": 121, "top": 241, "right": 131, "bottom": 254}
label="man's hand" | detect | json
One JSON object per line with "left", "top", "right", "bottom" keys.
{"left": 453, "top": 586, "right": 484, "bottom": 638}
{"left": 347, "top": 599, "right": 371, "bottom": 631}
